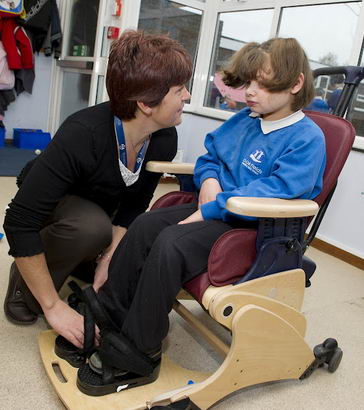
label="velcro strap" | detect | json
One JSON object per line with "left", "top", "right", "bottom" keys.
{"left": 82, "top": 286, "right": 119, "bottom": 332}
{"left": 68, "top": 280, "right": 84, "bottom": 301}
{"left": 98, "top": 330, "right": 154, "bottom": 376}
{"left": 102, "top": 363, "right": 115, "bottom": 384}
{"left": 81, "top": 304, "right": 95, "bottom": 353}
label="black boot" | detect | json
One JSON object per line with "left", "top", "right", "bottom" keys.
{"left": 77, "top": 330, "right": 161, "bottom": 396}
{"left": 3, "top": 263, "right": 38, "bottom": 325}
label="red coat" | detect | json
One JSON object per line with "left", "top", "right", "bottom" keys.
{"left": 0, "top": 18, "right": 33, "bottom": 69}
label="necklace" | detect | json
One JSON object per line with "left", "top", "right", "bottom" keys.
{"left": 130, "top": 136, "right": 149, "bottom": 155}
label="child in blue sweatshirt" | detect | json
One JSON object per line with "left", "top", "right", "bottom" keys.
{"left": 67, "top": 38, "right": 326, "bottom": 394}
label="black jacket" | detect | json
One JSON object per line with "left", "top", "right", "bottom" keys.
{"left": 4, "top": 102, "right": 177, "bottom": 257}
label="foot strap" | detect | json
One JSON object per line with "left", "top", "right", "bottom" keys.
{"left": 98, "top": 330, "right": 155, "bottom": 377}
{"left": 68, "top": 281, "right": 119, "bottom": 332}
{"left": 80, "top": 303, "right": 95, "bottom": 354}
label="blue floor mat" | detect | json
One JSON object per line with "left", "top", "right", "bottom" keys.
{"left": 0, "top": 146, "right": 37, "bottom": 176}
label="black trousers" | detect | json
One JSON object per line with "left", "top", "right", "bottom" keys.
{"left": 20, "top": 195, "right": 113, "bottom": 314}
{"left": 98, "top": 203, "right": 239, "bottom": 354}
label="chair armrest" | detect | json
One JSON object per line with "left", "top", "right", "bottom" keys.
{"left": 146, "top": 161, "right": 195, "bottom": 175}
{"left": 226, "top": 197, "right": 319, "bottom": 218}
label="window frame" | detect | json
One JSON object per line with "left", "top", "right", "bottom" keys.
{"left": 120, "top": 0, "right": 364, "bottom": 150}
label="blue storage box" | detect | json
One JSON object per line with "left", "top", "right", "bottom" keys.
{"left": 13, "top": 128, "right": 51, "bottom": 149}
{"left": 0, "top": 127, "right": 5, "bottom": 147}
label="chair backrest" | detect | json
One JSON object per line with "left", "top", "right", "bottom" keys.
{"left": 306, "top": 111, "right": 355, "bottom": 207}
{"left": 303, "top": 111, "right": 355, "bottom": 247}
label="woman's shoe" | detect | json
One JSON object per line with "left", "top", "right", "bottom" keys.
{"left": 3, "top": 263, "right": 38, "bottom": 325}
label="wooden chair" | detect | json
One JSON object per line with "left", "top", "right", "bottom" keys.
{"left": 38, "top": 110, "right": 355, "bottom": 410}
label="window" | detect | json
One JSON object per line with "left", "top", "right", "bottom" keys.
{"left": 67, "top": 0, "right": 100, "bottom": 57}
{"left": 59, "top": 72, "right": 91, "bottom": 124}
{"left": 345, "top": 39, "right": 364, "bottom": 138}
{"left": 137, "top": 0, "right": 203, "bottom": 93}
{"left": 308, "top": 73, "right": 345, "bottom": 115}
{"left": 128, "top": 0, "right": 364, "bottom": 149}
{"left": 204, "top": 8, "right": 274, "bottom": 111}
{"left": 278, "top": 1, "right": 364, "bottom": 143}
{"left": 278, "top": 2, "right": 361, "bottom": 67}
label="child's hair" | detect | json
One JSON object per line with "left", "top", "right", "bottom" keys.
{"left": 222, "top": 37, "right": 314, "bottom": 111}
{"left": 106, "top": 30, "right": 192, "bottom": 120}
{"left": 330, "top": 74, "right": 344, "bottom": 87}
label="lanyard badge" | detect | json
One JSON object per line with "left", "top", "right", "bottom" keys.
{"left": 114, "top": 116, "right": 148, "bottom": 172}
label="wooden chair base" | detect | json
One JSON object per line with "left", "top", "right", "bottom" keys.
{"left": 38, "top": 270, "right": 315, "bottom": 409}
{"left": 38, "top": 330, "right": 210, "bottom": 410}
{"left": 149, "top": 305, "right": 314, "bottom": 409}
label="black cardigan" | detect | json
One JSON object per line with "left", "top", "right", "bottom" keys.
{"left": 4, "top": 102, "right": 177, "bottom": 257}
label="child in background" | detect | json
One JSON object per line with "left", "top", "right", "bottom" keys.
{"left": 306, "top": 87, "right": 329, "bottom": 113}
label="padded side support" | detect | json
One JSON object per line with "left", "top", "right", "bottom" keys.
{"left": 209, "top": 290, "right": 306, "bottom": 336}
{"left": 149, "top": 305, "right": 314, "bottom": 409}
{"left": 236, "top": 236, "right": 303, "bottom": 284}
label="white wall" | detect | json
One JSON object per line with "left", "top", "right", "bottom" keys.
{"left": 317, "top": 150, "right": 364, "bottom": 258}
{"left": 176, "top": 112, "right": 364, "bottom": 258}
{"left": 176, "top": 113, "right": 221, "bottom": 163}
{"left": 4, "top": 54, "right": 53, "bottom": 139}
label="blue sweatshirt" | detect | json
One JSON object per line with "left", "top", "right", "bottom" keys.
{"left": 194, "top": 108, "right": 326, "bottom": 221}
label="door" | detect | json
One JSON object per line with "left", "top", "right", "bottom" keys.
{"left": 49, "top": 0, "right": 120, "bottom": 134}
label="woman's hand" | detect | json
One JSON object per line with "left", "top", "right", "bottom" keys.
{"left": 44, "top": 300, "right": 100, "bottom": 348}
{"left": 44, "top": 300, "right": 83, "bottom": 348}
{"left": 178, "top": 209, "right": 204, "bottom": 225}
{"left": 198, "top": 178, "right": 222, "bottom": 207}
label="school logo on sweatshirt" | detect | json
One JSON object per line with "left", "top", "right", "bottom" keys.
{"left": 242, "top": 149, "right": 265, "bottom": 175}
{"left": 249, "top": 149, "right": 264, "bottom": 163}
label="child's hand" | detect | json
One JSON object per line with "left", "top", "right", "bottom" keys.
{"left": 178, "top": 209, "right": 203, "bottom": 225}
{"left": 198, "top": 178, "right": 222, "bottom": 207}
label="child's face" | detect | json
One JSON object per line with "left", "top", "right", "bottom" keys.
{"left": 245, "top": 79, "right": 295, "bottom": 121}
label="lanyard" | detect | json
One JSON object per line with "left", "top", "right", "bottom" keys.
{"left": 114, "top": 116, "right": 148, "bottom": 172}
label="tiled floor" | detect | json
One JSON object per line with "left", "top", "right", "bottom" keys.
{"left": 0, "top": 176, "right": 363, "bottom": 409}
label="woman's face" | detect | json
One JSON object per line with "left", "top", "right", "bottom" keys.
{"left": 151, "top": 85, "right": 191, "bottom": 128}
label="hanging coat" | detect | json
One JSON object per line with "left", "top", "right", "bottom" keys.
{"left": 0, "top": 18, "right": 34, "bottom": 69}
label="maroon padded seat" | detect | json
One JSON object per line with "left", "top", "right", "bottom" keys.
{"left": 152, "top": 112, "right": 356, "bottom": 303}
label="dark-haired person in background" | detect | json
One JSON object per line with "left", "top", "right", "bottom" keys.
{"left": 306, "top": 87, "right": 329, "bottom": 113}
{"left": 328, "top": 74, "right": 344, "bottom": 113}
{"left": 3, "top": 30, "right": 192, "bottom": 348}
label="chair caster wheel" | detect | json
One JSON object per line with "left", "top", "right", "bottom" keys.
{"left": 307, "top": 337, "right": 343, "bottom": 376}
{"left": 323, "top": 338, "right": 338, "bottom": 350}
{"left": 327, "top": 347, "right": 343, "bottom": 373}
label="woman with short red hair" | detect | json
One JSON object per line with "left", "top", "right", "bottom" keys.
{"left": 3, "top": 30, "right": 192, "bottom": 348}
